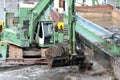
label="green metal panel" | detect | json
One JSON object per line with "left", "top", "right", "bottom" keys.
{"left": 68, "top": 0, "right": 76, "bottom": 55}
{"left": 104, "top": 41, "right": 120, "bottom": 55}
{"left": 0, "top": 45, "right": 7, "bottom": 60}
{"left": 58, "top": 33, "right": 64, "bottom": 43}
{"left": 19, "top": 8, "right": 31, "bottom": 25}
{"left": 2, "top": 28, "right": 29, "bottom": 47}
{"left": 39, "top": 44, "right": 55, "bottom": 48}
{"left": 92, "top": 0, "right": 99, "bottom": 6}
{"left": 118, "top": 0, "right": 120, "bottom": 8}
{"left": 76, "top": 23, "right": 120, "bottom": 56}
{"left": 76, "top": 23, "right": 104, "bottom": 43}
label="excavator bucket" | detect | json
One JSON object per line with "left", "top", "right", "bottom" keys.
{"left": 45, "top": 43, "right": 91, "bottom": 68}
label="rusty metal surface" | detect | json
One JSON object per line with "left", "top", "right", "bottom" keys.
{"left": 6, "top": 58, "right": 47, "bottom": 65}
{"left": 5, "top": 45, "right": 47, "bottom": 65}
{"left": 45, "top": 43, "right": 66, "bottom": 67}
{"left": 76, "top": 5, "right": 113, "bottom": 12}
{"left": 23, "top": 58, "right": 47, "bottom": 64}
{"left": 8, "top": 45, "right": 23, "bottom": 59}
{"left": 23, "top": 49, "right": 41, "bottom": 57}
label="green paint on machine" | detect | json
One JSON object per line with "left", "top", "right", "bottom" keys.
{"left": 0, "top": 45, "right": 7, "bottom": 60}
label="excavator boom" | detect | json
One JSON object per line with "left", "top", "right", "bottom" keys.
{"left": 29, "top": 0, "right": 54, "bottom": 43}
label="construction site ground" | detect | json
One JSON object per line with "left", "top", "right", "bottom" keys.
{"left": 0, "top": 48, "right": 115, "bottom": 80}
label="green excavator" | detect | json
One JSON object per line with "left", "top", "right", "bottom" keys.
{"left": 0, "top": 0, "right": 92, "bottom": 69}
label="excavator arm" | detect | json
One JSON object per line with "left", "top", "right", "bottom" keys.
{"left": 28, "top": 0, "right": 54, "bottom": 43}
{"left": 45, "top": 0, "right": 92, "bottom": 69}
{"left": 68, "top": 0, "right": 76, "bottom": 55}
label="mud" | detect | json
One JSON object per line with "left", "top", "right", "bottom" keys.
{"left": 0, "top": 64, "right": 114, "bottom": 80}
{"left": 0, "top": 48, "right": 115, "bottom": 80}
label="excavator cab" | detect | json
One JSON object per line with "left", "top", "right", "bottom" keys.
{"left": 38, "top": 21, "right": 54, "bottom": 46}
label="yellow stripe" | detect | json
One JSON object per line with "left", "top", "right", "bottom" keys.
{"left": 0, "top": 42, "right": 8, "bottom": 45}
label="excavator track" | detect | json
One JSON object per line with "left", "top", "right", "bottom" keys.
{"left": 5, "top": 45, "right": 47, "bottom": 65}
{"left": 2, "top": 44, "right": 92, "bottom": 71}
{"left": 7, "top": 45, "right": 23, "bottom": 63}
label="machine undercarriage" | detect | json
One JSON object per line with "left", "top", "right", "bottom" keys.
{"left": 0, "top": 42, "right": 92, "bottom": 72}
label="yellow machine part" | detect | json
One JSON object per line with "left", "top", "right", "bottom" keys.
{"left": 0, "top": 21, "right": 4, "bottom": 32}
{"left": 0, "top": 42, "right": 8, "bottom": 45}
{"left": 57, "top": 22, "right": 64, "bottom": 32}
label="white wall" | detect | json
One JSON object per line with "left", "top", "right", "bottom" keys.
{"left": 5, "top": 0, "right": 18, "bottom": 16}
{"left": 0, "top": 0, "right": 5, "bottom": 21}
